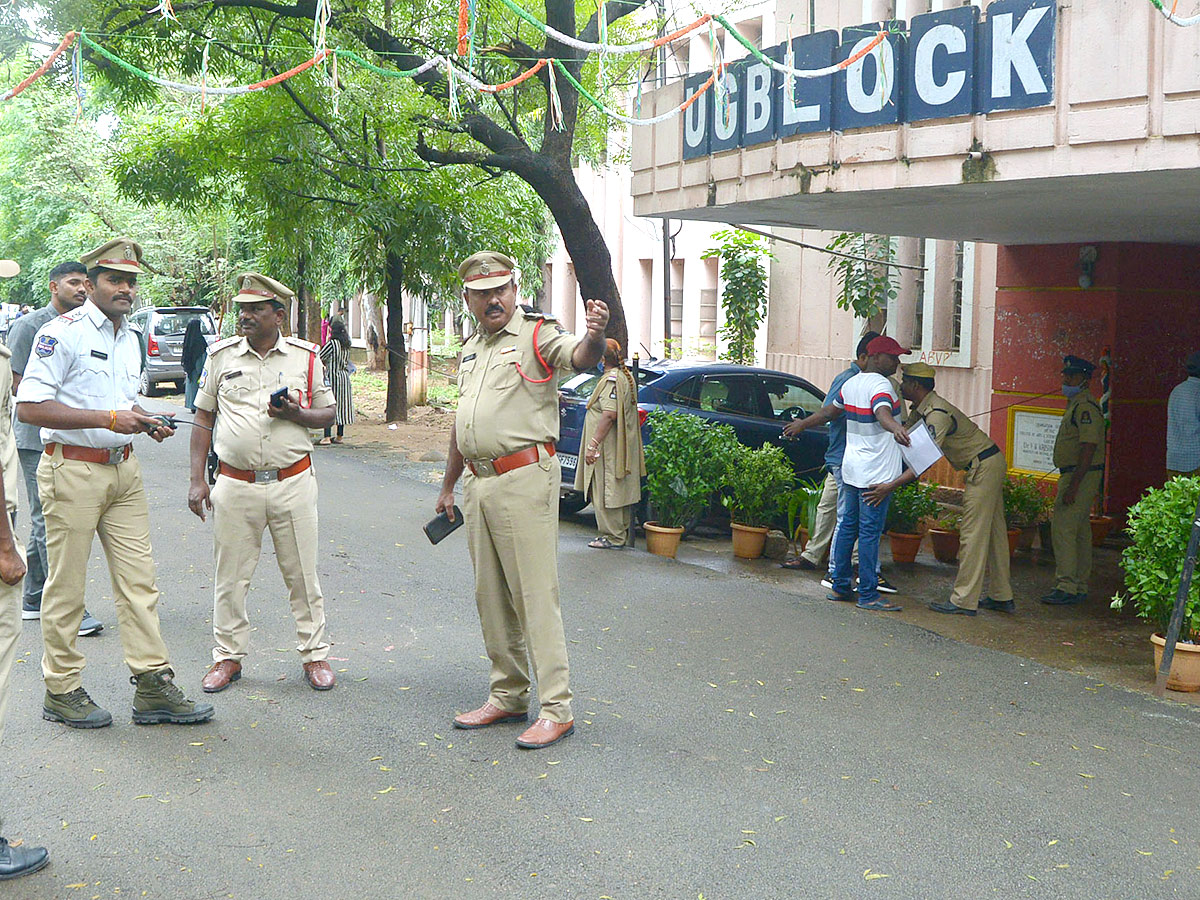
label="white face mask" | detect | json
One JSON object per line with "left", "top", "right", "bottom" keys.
{"left": 1062, "top": 383, "right": 1083, "bottom": 398}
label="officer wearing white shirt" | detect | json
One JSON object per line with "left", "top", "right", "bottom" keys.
{"left": 16, "top": 236, "right": 213, "bottom": 729}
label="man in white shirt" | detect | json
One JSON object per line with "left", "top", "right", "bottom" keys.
{"left": 16, "top": 237, "right": 213, "bottom": 730}
{"left": 828, "top": 336, "right": 911, "bottom": 610}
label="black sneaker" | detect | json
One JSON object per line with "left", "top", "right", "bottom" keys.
{"left": 856, "top": 577, "right": 898, "bottom": 595}
{"left": 0, "top": 836, "right": 49, "bottom": 881}
{"left": 980, "top": 597, "right": 1016, "bottom": 613}
{"left": 929, "top": 600, "right": 976, "bottom": 616}
{"left": 43, "top": 687, "right": 113, "bottom": 729}
{"left": 820, "top": 578, "right": 834, "bottom": 590}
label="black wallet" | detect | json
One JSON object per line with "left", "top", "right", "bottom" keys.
{"left": 424, "top": 507, "right": 464, "bottom": 544}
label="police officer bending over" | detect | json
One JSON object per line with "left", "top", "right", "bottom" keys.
{"left": 436, "top": 251, "right": 608, "bottom": 750}
{"left": 188, "top": 274, "right": 338, "bottom": 692}
{"left": 16, "top": 237, "right": 213, "bottom": 728}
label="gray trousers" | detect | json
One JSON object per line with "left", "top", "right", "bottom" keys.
{"left": 18, "top": 448, "right": 46, "bottom": 607}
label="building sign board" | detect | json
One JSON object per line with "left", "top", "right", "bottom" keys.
{"left": 1008, "top": 405, "right": 1063, "bottom": 477}
{"left": 682, "top": 0, "right": 1055, "bottom": 160}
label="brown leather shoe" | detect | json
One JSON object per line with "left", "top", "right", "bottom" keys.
{"left": 515, "top": 718, "right": 575, "bottom": 749}
{"left": 302, "top": 660, "right": 335, "bottom": 691}
{"left": 453, "top": 702, "right": 528, "bottom": 730}
{"left": 201, "top": 660, "right": 241, "bottom": 693}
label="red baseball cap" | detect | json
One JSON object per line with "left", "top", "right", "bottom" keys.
{"left": 865, "top": 335, "right": 910, "bottom": 357}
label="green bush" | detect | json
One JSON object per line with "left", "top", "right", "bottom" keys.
{"left": 783, "top": 477, "right": 825, "bottom": 548}
{"left": 643, "top": 411, "right": 738, "bottom": 529}
{"left": 1003, "top": 473, "right": 1047, "bottom": 528}
{"left": 1112, "top": 476, "right": 1200, "bottom": 641}
{"left": 722, "top": 443, "right": 795, "bottom": 528}
{"left": 886, "top": 481, "right": 938, "bottom": 534}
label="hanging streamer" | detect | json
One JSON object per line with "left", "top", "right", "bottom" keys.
{"left": 71, "top": 38, "right": 85, "bottom": 120}
{"left": 1148, "top": 0, "right": 1200, "bottom": 26}
{"left": 199, "top": 38, "right": 211, "bottom": 111}
{"left": 546, "top": 57, "right": 564, "bottom": 130}
{"left": 311, "top": 0, "right": 331, "bottom": 61}
{"left": 783, "top": 19, "right": 794, "bottom": 108}
{"left": 457, "top": 0, "right": 470, "bottom": 56}
{"left": 447, "top": 60, "right": 460, "bottom": 119}
{"left": 709, "top": 22, "right": 730, "bottom": 133}
{"left": 596, "top": 0, "right": 608, "bottom": 97}
{"left": 467, "top": 0, "right": 478, "bottom": 73}
{"left": 148, "top": 0, "right": 177, "bottom": 22}
{"left": 329, "top": 47, "right": 339, "bottom": 115}
{"left": 2, "top": 31, "right": 77, "bottom": 102}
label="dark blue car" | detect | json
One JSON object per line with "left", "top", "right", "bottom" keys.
{"left": 556, "top": 360, "right": 831, "bottom": 515}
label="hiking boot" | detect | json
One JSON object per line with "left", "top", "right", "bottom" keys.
{"left": 0, "top": 836, "right": 50, "bottom": 880}
{"left": 42, "top": 687, "right": 113, "bottom": 729}
{"left": 131, "top": 669, "right": 214, "bottom": 725}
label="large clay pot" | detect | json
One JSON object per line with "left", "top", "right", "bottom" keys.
{"left": 1007, "top": 528, "right": 1022, "bottom": 558}
{"left": 731, "top": 522, "right": 770, "bottom": 560}
{"left": 797, "top": 527, "right": 810, "bottom": 553}
{"left": 1090, "top": 515, "right": 1114, "bottom": 547}
{"left": 887, "top": 531, "right": 922, "bottom": 564}
{"left": 644, "top": 522, "right": 684, "bottom": 559}
{"left": 928, "top": 528, "right": 960, "bottom": 564}
{"left": 1151, "top": 633, "right": 1200, "bottom": 692}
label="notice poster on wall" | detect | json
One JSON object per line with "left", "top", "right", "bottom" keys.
{"left": 1009, "top": 406, "right": 1063, "bottom": 476}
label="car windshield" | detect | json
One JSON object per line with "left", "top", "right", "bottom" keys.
{"left": 153, "top": 312, "right": 214, "bottom": 336}
{"left": 562, "top": 368, "right": 660, "bottom": 399}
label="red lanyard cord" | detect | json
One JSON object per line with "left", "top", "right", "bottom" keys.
{"left": 514, "top": 318, "right": 554, "bottom": 384}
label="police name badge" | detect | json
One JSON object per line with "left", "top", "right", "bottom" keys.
{"left": 35, "top": 335, "right": 57, "bottom": 358}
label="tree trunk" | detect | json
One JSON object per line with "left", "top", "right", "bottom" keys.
{"left": 360, "top": 290, "right": 387, "bottom": 371}
{"left": 295, "top": 252, "right": 308, "bottom": 340}
{"left": 384, "top": 250, "right": 408, "bottom": 422}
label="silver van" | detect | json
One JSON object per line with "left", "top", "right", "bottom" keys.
{"left": 128, "top": 306, "right": 218, "bottom": 396}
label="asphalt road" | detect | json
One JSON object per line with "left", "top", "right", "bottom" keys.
{"left": 5, "top": 406, "right": 1200, "bottom": 899}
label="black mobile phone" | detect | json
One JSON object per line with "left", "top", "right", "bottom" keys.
{"left": 423, "top": 507, "right": 464, "bottom": 545}
{"left": 269, "top": 387, "right": 288, "bottom": 408}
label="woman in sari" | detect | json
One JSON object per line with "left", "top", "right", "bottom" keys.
{"left": 575, "top": 339, "right": 646, "bottom": 549}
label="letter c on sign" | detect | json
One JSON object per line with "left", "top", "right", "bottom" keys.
{"left": 914, "top": 23, "right": 967, "bottom": 107}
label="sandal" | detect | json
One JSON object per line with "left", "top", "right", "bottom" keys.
{"left": 317, "top": 438, "right": 332, "bottom": 446}
{"left": 856, "top": 599, "right": 903, "bottom": 612}
{"left": 588, "top": 537, "right": 625, "bottom": 550}
{"left": 779, "top": 556, "right": 816, "bottom": 570}
{"left": 330, "top": 437, "right": 343, "bottom": 444}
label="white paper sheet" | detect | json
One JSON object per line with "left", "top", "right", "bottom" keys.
{"left": 900, "top": 422, "right": 944, "bottom": 476}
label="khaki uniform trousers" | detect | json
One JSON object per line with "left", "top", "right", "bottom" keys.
{"left": 463, "top": 450, "right": 572, "bottom": 724}
{"left": 800, "top": 471, "right": 839, "bottom": 566}
{"left": 38, "top": 451, "right": 170, "bottom": 693}
{"left": 1052, "top": 469, "right": 1102, "bottom": 595}
{"left": 950, "top": 452, "right": 1012, "bottom": 610}
{"left": 210, "top": 468, "right": 328, "bottom": 663}
{"left": 0, "top": 545, "right": 24, "bottom": 743}
{"left": 589, "top": 454, "right": 633, "bottom": 547}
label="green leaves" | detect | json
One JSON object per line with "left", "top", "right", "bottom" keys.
{"left": 886, "top": 480, "right": 939, "bottom": 534}
{"left": 703, "top": 229, "right": 772, "bottom": 366}
{"left": 643, "top": 411, "right": 738, "bottom": 528}
{"left": 722, "top": 443, "right": 794, "bottom": 528}
{"left": 826, "top": 232, "right": 897, "bottom": 321}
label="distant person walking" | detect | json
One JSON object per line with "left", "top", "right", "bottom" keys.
{"left": 1166, "top": 351, "right": 1200, "bottom": 478}
{"left": 180, "top": 318, "right": 207, "bottom": 413}
{"left": 575, "top": 339, "right": 645, "bottom": 549}
{"left": 319, "top": 318, "right": 353, "bottom": 445}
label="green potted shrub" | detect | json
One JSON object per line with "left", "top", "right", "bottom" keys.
{"left": 1004, "top": 473, "right": 1046, "bottom": 554}
{"left": 928, "top": 507, "right": 962, "bottom": 565}
{"left": 642, "top": 411, "right": 737, "bottom": 558}
{"left": 1111, "top": 476, "right": 1200, "bottom": 690}
{"left": 783, "top": 478, "right": 825, "bottom": 560}
{"left": 886, "top": 481, "right": 938, "bottom": 563}
{"left": 721, "top": 443, "right": 795, "bottom": 559}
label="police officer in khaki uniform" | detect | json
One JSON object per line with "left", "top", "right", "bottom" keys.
{"left": 0, "top": 256, "right": 47, "bottom": 880}
{"left": 870, "top": 363, "right": 1014, "bottom": 615}
{"left": 188, "top": 274, "right": 337, "bottom": 692}
{"left": 1042, "top": 355, "right": 1106, "bottom": 606}
{"left": 16, "top": 237, "right": 213, "bottom": 728}
{"left": 436, "top": 251, "right": 608, "bottom": 750}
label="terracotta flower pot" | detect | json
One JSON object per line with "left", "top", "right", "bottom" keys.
{"left": 887, "top": 531, "right": 922, "bottom": 564}
{"left": 928, "top": 528, "right": 960, "bottom": 564}
{"left": 644, "top": 522, "right": 684, "bottom": 559}
{"left": 798, "top": 527, "right": 810, "bottom": 553}
{"left": 731, "top": 522, "right": 770, "bottom": 559}
{"left": 1090, "top": 515, "right": 1114, "bottom": 547}
{"left": 1006, "top": 528, "right": 1022, "bottom": 558}
{"left": 1151, "top": 633, "right": 1200, "bottom": 692}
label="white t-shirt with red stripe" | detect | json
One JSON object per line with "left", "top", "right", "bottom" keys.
{"left": 833, "top": 371, "right": 903, "bottom": 489}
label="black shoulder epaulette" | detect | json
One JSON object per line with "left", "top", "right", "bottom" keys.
{"left": 519, "top": 305, "right": 557, "bottom": 321}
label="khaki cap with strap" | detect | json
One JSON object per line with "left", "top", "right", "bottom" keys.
{"left": 902, "top": 362, "right": 937, "bottom": 379}
{"left": 80, "top": 237, "right": 143, "bottom": 274}
{"left": 458, "top": 251, "right": 516, "bottom": 291}
{"left": 233, "top": 272, "right": 295, "bottom": 309}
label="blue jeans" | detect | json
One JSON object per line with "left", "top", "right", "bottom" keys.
{"left": 827, "top": 465, "right": 882, "bottom": 579}
{"left": 831, "top": 485, "right": 891, "bottom": 605}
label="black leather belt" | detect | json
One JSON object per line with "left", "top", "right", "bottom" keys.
{"left": 967, "top": 444, "right": 1000, "bottom": 470}
{"left": 1059, "top": 464, "right": 1103, "bottom": 474}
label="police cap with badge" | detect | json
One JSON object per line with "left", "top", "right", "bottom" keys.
{"left": 1061, "top": 355, "right": 1096, "bottom": 377}
{"left": 234, "top": 272, "right": 294, "bottom": 309}
{"left": 80, "top": 237, "right": 144, "bottom": 274}
{"left": 458, "top": 251, "right": 516, "bottom": 290}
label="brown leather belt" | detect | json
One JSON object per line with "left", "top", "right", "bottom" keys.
{"left": 467, "top": 443, "right": 555, "bottom": 478}
{"left": 219, "top": 454, "right": 311, "bottom": 484}
{"left": 44, "top": 442, "right": 131, "bottom": 465}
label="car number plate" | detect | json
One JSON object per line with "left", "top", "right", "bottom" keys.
{"left": 558, "top": 453, "right": 578, "bottom": 470}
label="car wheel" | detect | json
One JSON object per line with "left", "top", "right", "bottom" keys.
{"left": 139, "top": 369, "right": 158, "bottom": 397}
{"left": 559, "top": 493, "right": 589, "bottom": 516}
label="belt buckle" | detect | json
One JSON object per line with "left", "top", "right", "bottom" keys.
{"left": 471, "top": 459, "right": 497, "bottom": 477}
{"left": 254, "top": 469, "right": 279, "bottom": 484}
{"left": 107, "top": 447, "right": 125, "bottom": 465}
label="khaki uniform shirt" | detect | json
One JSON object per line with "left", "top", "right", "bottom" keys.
{"left": 455, "top": 310, "right": 580, "bottom": 461}
{"left": 195, "top": 333, "right": 334, "bottom": 470}
{"left": 1053, "top": 391, "right": 1105, "bottom": 469}
{"left": 0, "top": 347, "right": 19, "bottom": 514}
{"left": 905, "top": 390, "right": 994, "bottom": 471}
